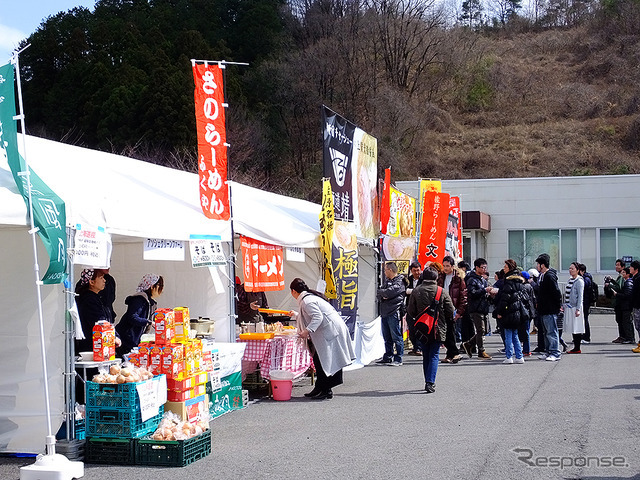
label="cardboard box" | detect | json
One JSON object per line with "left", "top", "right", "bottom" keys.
{"left": 93, "top": 321, "right": 115, "bottom": 361}
{"left": 154, "top": 309, "right": 175, "bottom": 344}
{"left": 173, "top": 307, "right": 190, "bottom": 342}
{"left": 166, "top": 384, "right": 206, "bottom": 402}
{"left": 161, "top": 344, "right": 185, "bottom": 378}
{"left": 164, "top": 395, "right": 209, "bottom": 424}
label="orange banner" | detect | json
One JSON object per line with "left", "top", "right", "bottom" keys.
{"left": 241, "top": 236, "right": 285, "bottom": 292}
{"left": 418, "top": 191, "right": 450, "bottom": 266}
{"left": 193, "top": 62, "right": 230, "bottom": 220}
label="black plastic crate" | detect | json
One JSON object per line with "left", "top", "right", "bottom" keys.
{"left": 84, "top": 437, "right": 136, "bottom": 465}
{"left": 86, "top": 406, "right": 163, "bottom": 438}
{"left": 136, "top": 429, "right": 211, "bottom": 467}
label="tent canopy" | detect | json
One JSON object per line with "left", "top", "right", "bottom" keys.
{"left": 1, "top": 135, "right": 321, "bottom": 248}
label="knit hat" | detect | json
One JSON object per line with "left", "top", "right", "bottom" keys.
{"left": 136, "top": 273, "right": 160, "bottom": 292}
{"left": 527, "top": 268, "right": 540, "bottom": 278}
{"left": 521, "top": 271, "right": 530, "bottom": 280}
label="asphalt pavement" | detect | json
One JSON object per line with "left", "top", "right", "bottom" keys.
{"left": 2, "top": 313, "right": 640, "bottom": 480}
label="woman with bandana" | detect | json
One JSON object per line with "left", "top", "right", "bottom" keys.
{"left": 75, "top": 268, "right": 114, "bottom": 353}
{"left": 116, "top": 274, "right": 164, "bottom": 356}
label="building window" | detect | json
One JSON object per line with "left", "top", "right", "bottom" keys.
{"left": 508, "top": 229, "right": 577, "bottom": 271}
{"left": 599, "top": 228, "right": 640, "bottom": 270}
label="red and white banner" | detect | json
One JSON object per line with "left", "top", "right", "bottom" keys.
{"left": 241, "top": 236, "right": 285, "bottom": 292}
{"left": 192, "top": 62, "right": 230, "bottom": 220}
{"left": 418, "top": 191, "right": 450, "bottom": 266}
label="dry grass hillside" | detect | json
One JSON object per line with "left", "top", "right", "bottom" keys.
{"left": 399, "top": 26, "right": 640, "bottom": 181}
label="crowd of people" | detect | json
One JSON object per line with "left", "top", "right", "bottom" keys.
{"left": 375, "top": 254, "right": 640, "bottom": 394}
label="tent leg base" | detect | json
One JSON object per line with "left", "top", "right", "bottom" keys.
{"left": 20, "top": 453, "right": 84, "bottom": 480}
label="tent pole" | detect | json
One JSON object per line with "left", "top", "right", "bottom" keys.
{"left": 63, "top": 227, "right": 76, "bottom": 441}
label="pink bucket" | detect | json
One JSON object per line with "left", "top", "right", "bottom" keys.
{"left": 271, "top": 379, "right": 293, "bottom": 401}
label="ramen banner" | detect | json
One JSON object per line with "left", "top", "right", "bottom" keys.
{"left": 385, "top": 186, "right": 416, "bottom": 238}
{"left": 331, "top": 221, "right": 358, "bottom": 337}
{"left": 418, "top": 190, "right": 450, "bottom": 266}
{"left": 322, "top": 106, "right": 378, "bottom": 241}
{"left": 447, "top": 196, "right": 463, "bottom": 262}
{"left": 241, "top": 236, "right": 285, "bottom": 292}
{"left": 319, "top": 179, "right": 337, "bottom": 299}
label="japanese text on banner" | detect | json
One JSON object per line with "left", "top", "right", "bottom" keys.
{"left": 319, "top": 179, "right": 337, "bottom": 299}
{"left": 241, "top": 236, "right": 285, "bottom": 292}
{"left": 418, "top": 191, "right": 449, "bottom": 266}
{"left": 192, "top": 62, "right": 230, "bottom": 220}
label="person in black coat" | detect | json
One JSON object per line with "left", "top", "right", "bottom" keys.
{"left": 494, "top": 261, "right": 528, "bottom": 364}
{"left": 75, "top": 269, "right": 113, "bottom": 353}
{"left": 115, "top": 274, "right": 164, "bottom": 356}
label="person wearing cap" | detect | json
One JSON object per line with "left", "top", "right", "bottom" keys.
{"left": 115, "top": 274, "right": 164, "bottom": 356}
{"left": 535, "top": 253, "right": 563, "bottom": 361}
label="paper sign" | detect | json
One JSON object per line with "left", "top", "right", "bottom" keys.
{"left": 136, "top": 375, "right": 168, "bottom": 422}
{"left": 286, "top": 246, "right": 305, "bottom": 263}
{"left": 73, "top": 224, "right": 111, "bottom": 267}
{"left": 144, "top": 238, "right": 186, "bottom": 261}
{"left": 189, "top": 234, "right": 225, "bottom": 267}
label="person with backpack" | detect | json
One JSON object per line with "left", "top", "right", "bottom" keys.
{"left": 407, "top": 267, "right": 454, "bottom": 394}
{"left": 494, "top": 260, "right": 528, "bottom": 364}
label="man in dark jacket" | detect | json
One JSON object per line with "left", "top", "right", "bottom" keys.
{"left": 407, "top": 267, "right": 454, "bottom": 393}
{"left": 438, "top": 256, "right": 466, "bottom": 363}
{"left": 461, "top": 258, "right": 492, "bottom": 360}
{"left": 405, "top": 261, "right": 423, "bottom": 356}
{"left": 376, "top": 262, "right": 406, "bottom": 366}
{"left": 535, "top": 253, "right": 562, "bottom": 361}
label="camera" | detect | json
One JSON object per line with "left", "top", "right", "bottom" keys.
{"left": 603, "top": 275, "right": 613, "bottom": 284}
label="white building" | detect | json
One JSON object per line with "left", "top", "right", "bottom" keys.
{"left": 397, "top": 175, "right": 640, "bottom": 284}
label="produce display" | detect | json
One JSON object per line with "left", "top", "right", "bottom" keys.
{"left": 150, "top": 411, "right": 209, "bottom": 441}
{"left": 91, "top": 364, "right": 153, "bottom": 384}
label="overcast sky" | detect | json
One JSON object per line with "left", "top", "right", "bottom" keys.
{"left": 0, "top": 1, "right": 96, "bottom": 64}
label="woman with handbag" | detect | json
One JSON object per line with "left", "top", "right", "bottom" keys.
{"left": 289, "top": 278, "right": 355, "bottom": 400}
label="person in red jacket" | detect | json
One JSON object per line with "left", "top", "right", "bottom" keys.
{"left": 437, "top": 256, "right": 467, "bottom": 363}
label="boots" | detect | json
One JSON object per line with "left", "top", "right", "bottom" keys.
{"left": 632, "top": 342, "right": 640, "bottom": 354}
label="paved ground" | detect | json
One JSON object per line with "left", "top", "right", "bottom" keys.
{"left": 2, "top": 313, "right": 640, "bottom": 480}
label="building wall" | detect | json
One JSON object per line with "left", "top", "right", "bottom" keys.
{"left": 397, "top": 175, "right": 640, "bottom": 284}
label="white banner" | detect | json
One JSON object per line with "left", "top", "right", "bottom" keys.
{"left": 143, "top": 238, "right": 186, "bottom": 261}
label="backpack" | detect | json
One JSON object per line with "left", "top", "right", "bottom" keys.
{"left": 513, "top": 288, "right": 531, "bottom": 323}
{"left": 585, "top": 273, "right": 598, "bottom": 306}
{"left": 414, "top": 287, "right": 443, "bottom": 343}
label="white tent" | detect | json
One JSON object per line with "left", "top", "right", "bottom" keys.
{"left": 0, "top": 135, "right": 325, "bottom": 454}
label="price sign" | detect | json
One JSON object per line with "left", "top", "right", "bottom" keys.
{"left": 189, "top": 234, "right": 226, "bottom": 268}
{"left": 136, "top": 375, "right": 167, "bottom": 422}
{"left": 143, "top": 238, "right": 186, "bottom": 261}
{"left": 73, "top": 224, "right": 111, "bottom": 267}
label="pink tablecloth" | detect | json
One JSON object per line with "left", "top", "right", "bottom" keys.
{"left": 240, "top": 335, "right": 312, "bottom": 380}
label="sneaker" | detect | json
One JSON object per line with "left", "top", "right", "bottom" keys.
{"left": 612, "top": 337, "right": 624, "bottom": 343}
{"left": 538, "top": 353, "right": 549, "bottom": 360}
{"left": 478, "top": 351, "right": 492, "bottom": 359}
{"left": 545, "top": 355, "right": 560, "bottom": 362}
{"left": 581, "top": 340, "right": 590, "bottom": 344}
{"left": 375, "top": 358, "right": 392, "bottom": 364}
{"left": 388, "top": 361, "right": 403, "bottom": 366}
{"left": 462, "top": 342, "right": 473, "bottom": 358}
{"left": 567, "top": 349, "right": 581, "bottom": 354}
{"left": 502, "top": 357, "right": 514, "bottom": 364}
{"left": 523, "top": 352, "right": 532, "bottom": 357}
{"left": 451, "top": 355, "right": 462, "bottom": 363}
{"left": 424, "top": 383, "right": 436, "bottom": 394}
{"left": 514, "top": 357, "right": 525, "bottom": 364}
{"left": 497, "top": 348, "right": 506, "bottom": 354}
{"left": 622, "top": 339, "right": 635, "bottom": 344}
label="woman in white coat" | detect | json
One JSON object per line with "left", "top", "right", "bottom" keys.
{"left": 564, "top": 262, "right": 585, "bottom": 353}
{"left": 289, "top": 278, "right": 355, "bottom": 400}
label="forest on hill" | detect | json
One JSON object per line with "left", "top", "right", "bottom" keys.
{"left": 15, "top": 0, "right": 640, "bottom": 202}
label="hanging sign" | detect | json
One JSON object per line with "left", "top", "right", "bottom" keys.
{"left": 192, "top": 61, "right": 230, "bottom": 220}
{"left": 241, "top": 236, "right": 285, "bottom": 292}
{"left": 189, "top": 234, "right": 225, "bottom": 268}
{"left": 285, "top": 246, "right": 305, "bottom": 263}
{"left": 319, "top": 179, "right": 337, "bottom": 299}
{"left": 418, "top": 191, "right": 450, "bottom": 266}
{"left": 73, "top": 224, "right": 112, "bottom": 267}
{"left": 143, "top": 238, "right": 186, "bottom": 261}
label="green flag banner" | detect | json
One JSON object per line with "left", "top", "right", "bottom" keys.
{"left": 0, "top": 63, "right": 67, "bottom": 284}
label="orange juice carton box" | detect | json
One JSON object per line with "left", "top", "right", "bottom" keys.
{"left": 92, "top": 321, "right": 115, "bottom": 361}
{"left": 153, "top": 308, "right": 175, "bottom": 344}
{"left": 149, "top": 344, "right": 164, "bottom": 375}
{"left": 162, "top": 343, "right": 185, "bottom": 378}
{"left": 138, "top": 344, "right": 151, "bottom": 369}
{"left": 173, "top": 307, "right": 190, "bottom": 342}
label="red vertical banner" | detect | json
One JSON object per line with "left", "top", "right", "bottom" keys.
{"left": 241, "top": 236, "right": 285, "bottom": 292}
{"left": 193, "top": 62, "right": 230, "bottom": 220}
{"left": 379, "top": 168, "right": 391, "bottom": 235}
{"left": 418, "top": 191, "right": 450, "bottom": 266}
